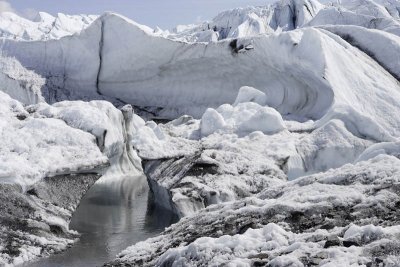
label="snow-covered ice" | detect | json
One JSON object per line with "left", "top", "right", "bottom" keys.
{"left": 0, "top": 12, "right": 96, "bottom": 41}
{"left": 0, "top": 55, "right": 45, "bottom": 105}
{"left": 110, "top": 155, "right": 400, "bottom": 266}
{"left": 0, "top": 91, "right": 108, "bottom": 188}
{"left": 1, "top": 10, "right": 399, "bottom": 134}
{"left": 0, "top": 0, "right": 400, "bottom": 265}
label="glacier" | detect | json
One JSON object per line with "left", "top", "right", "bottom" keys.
{"left": 0, "top": 0, "right": 400, "bottom": 265}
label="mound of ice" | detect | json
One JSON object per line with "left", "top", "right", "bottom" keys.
{"left": 129, "top": 113, "right": 199, "bottom": 160}
{"left": 200, "top": 108, "right": 226, "bottom": 137}
{"left": 0, "top": 85, "right": 143, "bottom": 188}
{"left": 0, "top": 91, "right": 108, "bottom": 188}
{"left": 200, "top": 101, "right": 286, "bottom": 137}
{"left": 36, "top": 101, "right": 143, "bottom": 179}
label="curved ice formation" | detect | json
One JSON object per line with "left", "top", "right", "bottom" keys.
{"left": 356, "top": 141, "right": 400, "bottom": 162}
{"left": 0, "top": 11, "right": 399, "bottom": 142}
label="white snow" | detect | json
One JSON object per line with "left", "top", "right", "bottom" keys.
{"left": 293, "top": 119, "right": 372, "bottom": 178}
{"left": 155, "top": 223, "right": 372, "bottom": 267}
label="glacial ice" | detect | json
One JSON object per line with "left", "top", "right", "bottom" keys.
{"left": 111, "top": 155, "right": 400, "bottom": 266}
{"left": 200, "top": 96, "right": 286, "bottom": 137}
{"left": 0, "top": 86, "right": 143, "bottom": 190}
{"left": 0, "top": 56, "right": 45, "bottom": 105}
{"left": 0, "top": 11, "right": 399, "bottom": 138}
{"left": 0, "top": 91, "right": 108, "bottom": 188}
{"left": 0, "top": 0, "right": 400, "bottom": 265}
{"left": 0, "top": 12, "right": 96, "bottom": 41}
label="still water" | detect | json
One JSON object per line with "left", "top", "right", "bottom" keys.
{"left": 26, "top": 176, "right": 178, "bottom": 267}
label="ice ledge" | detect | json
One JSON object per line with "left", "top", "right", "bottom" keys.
{"left": 0, "top": 173, "right": 102, "bottom": 266}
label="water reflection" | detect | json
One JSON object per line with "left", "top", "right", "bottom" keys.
{"left": 26, "top": 175, "right": 178, "bottom": 267}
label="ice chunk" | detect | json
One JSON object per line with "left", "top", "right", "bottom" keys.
{"left": 238, "top": 106, "right": 285, "bottom": 134}
{"left": 200, "top": 89, "right": 285, "bottom": 137}
{"left": 233, "top": 86, "right": 267, "bottom": 106}
{"left": 356, "top": 141, "right": 400, "bottom": 162}
{"left": 200, "top": 108, "right": 226, "bottom": 137}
